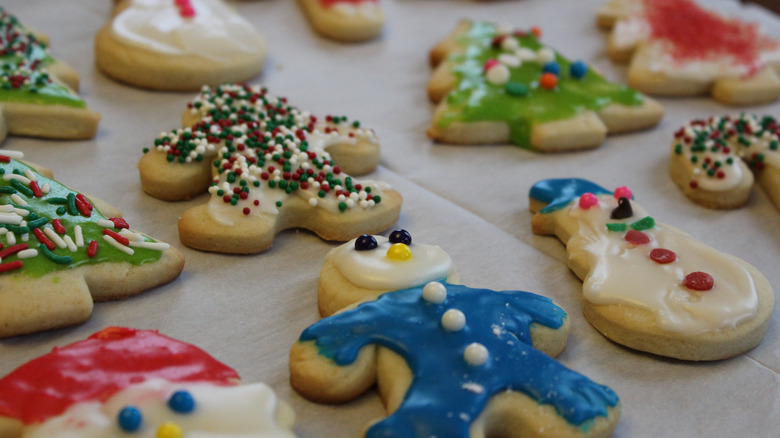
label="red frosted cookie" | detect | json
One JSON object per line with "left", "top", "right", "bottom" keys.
{"left": 298, "top": 0, "right": 384, "bottom": 42}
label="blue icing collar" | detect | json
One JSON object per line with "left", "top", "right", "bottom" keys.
{"left": 530, "top": 178, "right": 612, "bottom": 214}
{"left": 300, "top": 282, "right": 618, "bottom": 437}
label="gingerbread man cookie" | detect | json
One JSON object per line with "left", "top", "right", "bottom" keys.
{"left": 290, "top": 281, "right": 620, "bottom": 438}
{"left": 0, "top": 7, "right": 100, "bottom": 142}
{"left": 0, "top": 153, "right": 184, "bottom": 338}
{"left": 598, "top": 0, "right": 780, "bottom": 105}
{"left": 138, "top": 84, "right": 402, "bottom": 254}
{"left": 0, "top": 327, "right": 296, "bottom": 437}
{"left": 427, "top": 20, "right": 663, "bottom": 151}
{"left": 298, "top": 0, "right": 384, "bottom": 42}
{"left": 670, "top": 114, "right": 780, "bottom": 211}
{"left": 529, "top": 178, "right": 774, "bottom": 360}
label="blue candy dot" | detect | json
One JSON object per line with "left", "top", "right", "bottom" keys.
{"left": 542, "top": 61, "right": 560, "bottom": 76}
{"left": 117, "top": 406, "right": 142, "bottom": 432}
{"left": 570, "top": 60, "right": 588, "bottom": 79}
{"left": 168, "top": 390, "right": 196, "bottom": 414}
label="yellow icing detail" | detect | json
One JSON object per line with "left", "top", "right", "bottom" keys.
{"left": 386, "top": 243, "right": 412, "bottom": 261}
{"left": 156, "top": 422, "right": 183, "bottom": 438}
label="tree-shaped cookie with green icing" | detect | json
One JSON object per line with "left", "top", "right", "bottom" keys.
{"left": 138, "top": 84, "right": 402, "bottom": 254}
{"left": 427, "top": 20, "right": 663, "bottom": 151}
{"left": 0, "top": 7, "right": 100, "bottom": 143}
{"left": 0, "top": 152, "right": 184, "bottom": 338}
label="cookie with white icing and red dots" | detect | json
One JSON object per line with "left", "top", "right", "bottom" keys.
{"left": 426, "top": 20, "right": 663, "bottom": 151}
{"left": 318, "top": 229, "right": 459, "bottom": 316}
{"left": 598, "top": 0, "right": 780, "bottom": 105}
{"left": 138, "top": 84, "right": 402, "bottom": 254}
{"left": 297, "top": 0, "right": 384, "bottom": 42}
{"left": 0, "top": 327, "right": 296, "bottom": 437}
{"left": 291, "top": 280, "right": 621, "bottom": 438}
{"left": 529, "top": 178, "right": 774, "bottom": 360}
{"left": 95, "top": 0, "right": 266, "bottom": 91}
{"left": 0, "top": 7, "right": 100, "bottom": 142}
{"left": 0, "top": 152, "right": 184, "bottom": 338}
{"left": 670, "top": 114, "right": 780, "bottom": 211}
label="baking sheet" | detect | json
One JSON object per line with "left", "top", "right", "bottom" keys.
{"left": 1, "top": 0, "right": 780, "bottom": 437}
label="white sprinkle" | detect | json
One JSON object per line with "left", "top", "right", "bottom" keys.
{"left": 23, "top": 169, "right": 37, "bottom": 182}
{"left": 21, "top": 233, "right": 28, "bottom": 242}
{"left": 3, "top": 173, "right": 31, "bottom": 185}
{"left": 41, "top": 183, "right": 50, "bottom": 194}
{"left": 464, "top": 343, "right": 489, "bottom": 366}
{"left": 442, "top": 309, "right": 466, "bottom": 332}
{"left": 119, "top": 229, "right": 144, "bottom": 242}
{"left": 308, "top": 198, "right": 318, "bottom": 207}
{"left": 0, "top": 150, "right": 24, "bottom": 159}
{"left": 515, "top": 47, "right": 537, "bottom": 61}
{"left": 128, "top": 240, "right": 169, "bottom": 251}
{"left": 43, "top": 227, "right": 67, "bottom": 249}
{"left": 10, "top": 194, "right": 27, "bottom": 206}
{"left": 103, "top": 235, "right": 134, "bottom": 256}
{"left": 422, "top": 281, "right": 447, "bottom": 304}
{"left": 74, "top": 225, "right": 84, "bottom": 247}
{"left": 63, "top": 235, "right": 78, "bottom": 252}
{"left": 17, "top": 248, "right": 38, "bottom": 259}
{"left": 485, "top": 64, "right": 510, "bottom": 85}
{"left": 6, "top": 231, "right": 15, "bottom": 245}
{"left": 0, "top": 205, "right": 12, "bottom": 212}
{"left": 462, "top": 382, "right": 484, "bottom": 394}
{"left": 0, "top": 212, "right": 23, "bottom": 225}
{"left": 537, "top": 47, "right": 556, "bottom": 64}
{"left": 97, "top": 219, "right": 115, "bottom": 228}
{"left": 498, "top": 53, "right": 521, "bottom": 68}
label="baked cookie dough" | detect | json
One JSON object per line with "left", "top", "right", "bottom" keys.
{"left": 298, "top": 0, "right": 384, "bottom": 42}
{"left": 529, "top": 178, "right": 774, "bottom": 360}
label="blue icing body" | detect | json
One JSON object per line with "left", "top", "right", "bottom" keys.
{"left": 530, "top": 178, "right": 612, "bottom": 213}
{"left": 300, "top": 282, "right": 618, "bottom": 437}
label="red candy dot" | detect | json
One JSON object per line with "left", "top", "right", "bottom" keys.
{"left": 625, "top": 230, "right": 650, "bottom": 245}
{"left": 683, "top": 272, "right": 714, "bottom": 291}
{"left": 484, "top": 58, "right": 500, "bottom": 73}
{"left": 613, "top": 186, "right": 632, "bottom": 200}
{"left": 242, "top": 207, "right": 251, "bottom": 215}
{"left": 649, "top": 248, "right": 676, "bottom": 264}
{"left": 539, "top": 73, "right": 558, "bottom": 89}
{"left": 578, "top": 192, "right": 598, "bottom": 209}
{"left": 689, "top": 180, "right": 699, "bottom": 189}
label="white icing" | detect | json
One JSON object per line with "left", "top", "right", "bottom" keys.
{"left": 111, "top": 0, "right": 265, "bottom": 62}
{"left": 22, "top": 378, "right": 295, "bottom": 437}
{"left": 564, "top": 196, "right": 758, "bottom": 335}
{"left": 333, "top": 237, "right": 454, "bottom": 290}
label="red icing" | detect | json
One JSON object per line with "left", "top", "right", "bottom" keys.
{"left": 0, "top": 327, "right": 239, "bottom": 425}
{"left": 625, "top": 230, "right": 650, "bottom": 245}
{"left": 683, "top": 271, "right": 714, "bottom": 291}
{"left": 642, "top": 0, "right": 777, "bottom": 75}
{"left": 649, "top": 248, "right": 677, "bottom": 264}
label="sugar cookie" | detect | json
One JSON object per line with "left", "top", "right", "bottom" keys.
{"left": 298, "top": 0, "right": 384, "bottom": 42}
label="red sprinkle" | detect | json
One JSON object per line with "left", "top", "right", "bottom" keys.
{"left": 649, "top": 248, "right": 676, "bottom": 264}
{"left": 625, "top": 230, "right": 651, "bottom": 245}
{"left": 0, "top": 155, "right": 10, "bottom": 163}
{"left": 52, "top": 219, "right": 66, "bottom": 235}
{"left": 0, "top": 260, "right": 23, "bottom": 274}
{"left": 75, "top": 194, "right": 93, "bottom": 211}
{"left": 29, "top": 181, "right": 43, "bottom": 198}
{"left": 87, "top": 240, "right": 98, "bottom": 258}
{"left": 0, "top": 243, "right": 29, "bottom": 260}
{"left": 578, "top": 193, "right": 598, "bottom": 209}
{"left": 613, "top": 186, "right": 632, "bottom": 200}
{"left": 242, "top": 207, "right": 251, "bottom": 215}
{"left": 683, "top": 271, "right": 714, "bottom": 291}
{"left": 32, "top": 228, "right": 56, "bottom": 250}
{"left": 109, "top": 218, "right": 130, "bottom": 229}
{"left": 689, "top": 180, "right": 699, "bottom": 189}
{"left": 103, "top": 229, "right": 130, "bottom": 246}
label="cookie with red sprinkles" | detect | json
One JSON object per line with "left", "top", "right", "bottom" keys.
{"left": 139, "top": 84, "right": 401, "bottom": 254}
{"left": 0, "top": 153, "right": 184, "bottom": 338}
{"left": 0, "top": 7, "right": 100, "bottom": 142}
{"left": 598, "top": 0, "right": 780, "bottom": 105}
{"left": 529, "top": 178, "right": 774, "bottom": 360}
{"left": 298, "top": 0, "right": 384, "bottom": 42}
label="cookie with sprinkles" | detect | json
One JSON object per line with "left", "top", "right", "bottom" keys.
{"left": 297, "top": 0, "right": 384, "bottom": 42}
{"left": 0, "top": 327, "right": 296, "bottom": 437}
{"left": 139, "top": 84, "right": 401, "bottom": 254}
{"left": 670, "top": 114, "right": 780, "bottom": 211}
{"left": 95, "top": 0, "right": 266, "bottom": 91}
{"left": 598, "top": 0, "right": 780, "bottom": 105}
{"left": 426, "top": 20, "right": 663, "bottom": 151}
{"left": 0, "top": 153, "right": 184, "bottom": 338}
{"left": 0, "top": 7, "right": 100, "bottom": 141}
{"left": 290, "top": 281, "right": 620, "bottom": 438}
{"left": 529, "top": 178, "right": 774, "bottom": 360}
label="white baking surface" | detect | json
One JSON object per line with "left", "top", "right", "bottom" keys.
{"left": 1, "top": 0, "right": 780, "bottom": 437}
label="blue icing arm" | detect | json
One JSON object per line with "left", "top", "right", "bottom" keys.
{"left": 299, "top": 282, "right": 618, "bottom": 437}
{"left": 530, "top": 178, "right": 611, "bottom": 213}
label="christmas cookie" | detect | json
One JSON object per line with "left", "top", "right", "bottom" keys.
{"left": 529, "top": 178, "right": 774, "bottom": 360}
{"left": 0, "top": 7, "right": 100, "bottom": 141}
{"left": 0, "top": 327, "right": 296, "bottom": 437}
{"left": 298, "top": 0, "right": 384, "bottom": 42}
{"left": 670, "top": 114, "right": 780, "bottom": 210}
{"left": 95, "top": 0, "right": 266, "bottom": 91}
{"left": 598, "top": 0, "right": 780, "bottom": 105}
{"left": 318, "top": 229, "right": 459, "bottom": 316}
{"left": 0, "top": 153, "right": 184, "bottom": 338}
{"left": 290, "top": 281, "right": 620, "bottom": 438}
{"left": 427, "top": 20, "right": 663, "bottom": 151}
{"left": 138, "top": 84, "right": 402, "bottom": 254}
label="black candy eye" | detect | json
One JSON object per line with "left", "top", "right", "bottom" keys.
{"left": 388, "top": 229, "right": 412, "bottom": 245}
{"left": 610, "top": 197, "right": 633, "bottom": 219}
{"left": 355, "top": 234, "right": 378, "bottom": 251}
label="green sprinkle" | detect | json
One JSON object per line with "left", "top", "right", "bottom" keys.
{"left": 505, "top": 81, "right": 529, "bottom": 97}
{"left": 9, "top": 179, "right": 33, "bottom": 197}
{"left": 27, "top": 217, "right": 49, "bottom": 229}
{"left": 66, "top": 193, "right": 78, "bottom": 216}
{"left": 56, "top": 206, "right": 66, "bottom": 215}
{"left": 275, "top": 201, "right": 283, "bottom": 208}
{"left": 338, "top": 202, "right": 347, "bottom": 212}
{"left": 40, "top": 245, "right": 73, "bottom": 265}
{"left": 4, "top": 224, "right": 29, "bottom": 234}
{"left": 606, "top": 223, "right": 627, "bottom": 232}
{"left": 630, "top": 216, "right": 655, "bottom": 231}
{"left": 0, "top": 186, "right": 17, "bottom": 194}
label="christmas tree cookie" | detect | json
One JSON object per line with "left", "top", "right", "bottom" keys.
{"left": 0, "top": 327, "right": 296, "bottom": 437}
{"left": 529, "top": 178, "right": 774, "bottom": 360}
{"left": 598, "top": 0, "right": 780, "bottom": 105}
{"left": 290, "top": 281, "right": 620, "bottom": 438}
{"left": 427, "top": 20, "right": 663, "bottom": 151}
{"left": 298, "top": 0, "right": 384, "bottom": 42}
{"left": 0, "top": 153, "right": 184, "bottom": 338}
{"left": 138, "top": 84, "right": 402, "bottom": 254}
{"left": 0, "top": 7, "right": 99, "bottom": 142}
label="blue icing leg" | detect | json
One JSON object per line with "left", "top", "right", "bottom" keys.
{"left": 530, "top": 178, "right": 611, "bottom": 213}
{"left": 299, "top": 283, "right": 618, "bottom": 437}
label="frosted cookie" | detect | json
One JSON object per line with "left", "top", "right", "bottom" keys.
{"left": 298, "top": 0, "right": 384, "bottom": 42}
{"left": 0, "top": 7, "right": 100, "bottom": 141}
{"left": 598, "top": 0, "right": 780, "bottom": 105}
{"left": 427, "top": 20, "right": 663, "bottom": 151}
{"left": 670, "top": 114, "right": 780, "bottom": 210}
{"left": 529, "top": 178, "right": 774, "bottom": 360}
{"left": 0, "top": 327, "right": 296, "bottom": 437}
{"left": 95, "top": 0, "right": 266, "bottom": 91}
{"left": 291, "top": 281, "right": 619, "bottom": 438}
{"left": 0, "top": 153, "right": 184, "bottom": 338}
{"left": 138, "top": 84, "right": 401, "bottom": 254}
{"left": 318, "top": 229, "right": 459, "bottom": 316}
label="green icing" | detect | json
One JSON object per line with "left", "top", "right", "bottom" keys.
{"left": 438, "top": 21, "right": 644, "bottom": 147}
{"left": 0, "top": 159, "right": 162, "bottom": 278}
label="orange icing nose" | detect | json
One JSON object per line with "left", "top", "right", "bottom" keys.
{"left": 386, "top": 243, "right": 412, "bottom": 261}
